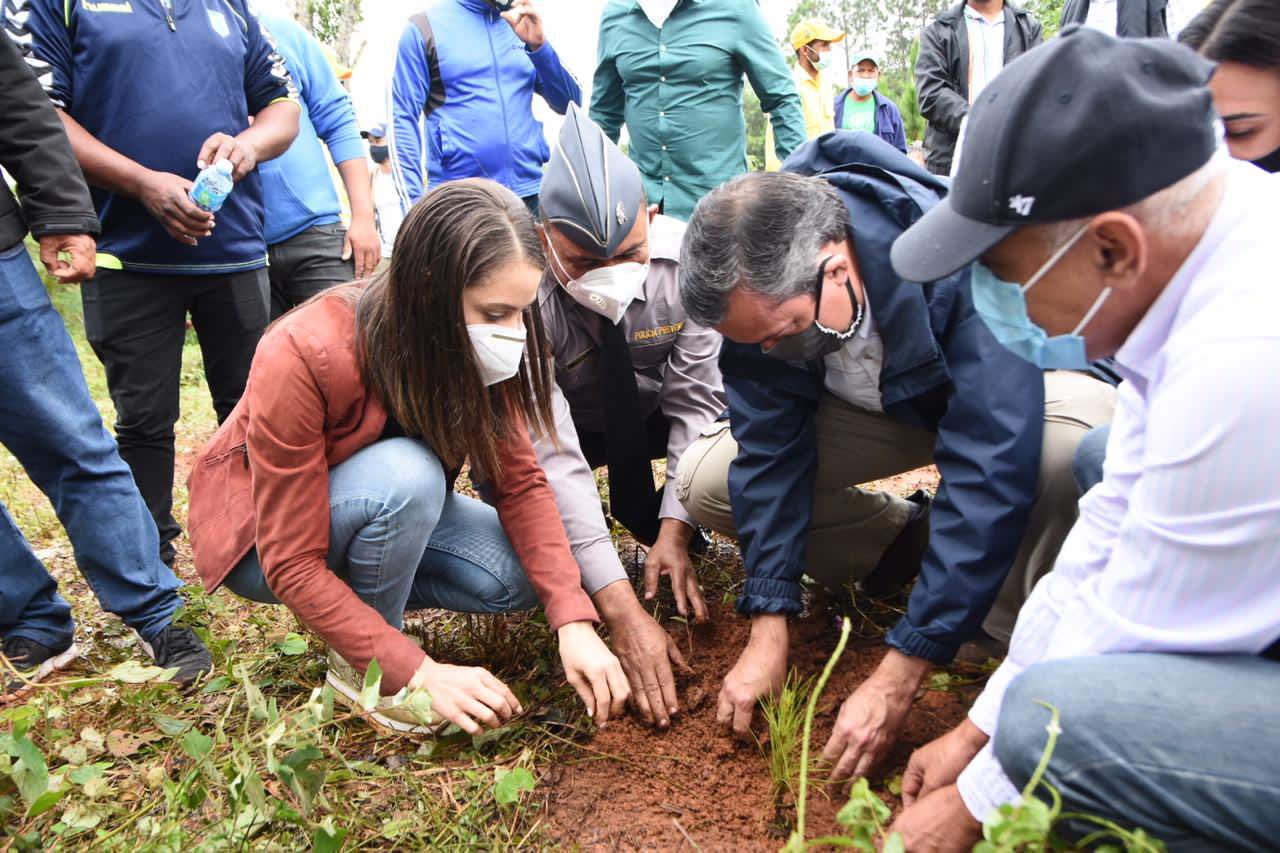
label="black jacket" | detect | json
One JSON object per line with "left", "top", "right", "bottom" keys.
{"left": 1060, "top": 0, "right": 1168, "bottom": 37}
{"left": 915, "top": 1, "right": 1043, "bottom": 176}
{"left": 0, "top": 33, "right": 98, "bottom": 253}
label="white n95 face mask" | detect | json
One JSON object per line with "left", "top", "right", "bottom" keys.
{"left": 467, "top": 324, "right": 527, "bottom": 386}
{"left": 548, "top": 238, "right": 648, "bottom": 325}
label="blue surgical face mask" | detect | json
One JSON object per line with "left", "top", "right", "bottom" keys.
{"left": 969, "top": 224, "right": 1111, "bottom": 371}
{"left": 852, "top": 78, "right": 877, "bottom": 97}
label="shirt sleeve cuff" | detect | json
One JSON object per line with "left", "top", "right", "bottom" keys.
{"left": 659, "top": 485, "right": 693, "bottom": 527}
{"left": 884, "top": 617, "right": 959, "bottom": 665}
{"left": 956, "top": 743, "right": 1022, "bottom": 823}
{"left": 574, "top": 539, "right": 628, "bottom": 595}
{"left": 736, "top": 576, "right": 804, "bottom": 616}
{"left": 526, "top": 41, "right": 556, "bottom": 64}
{"left": 327, "top": 134, "right": 368, "bottom": 165}
{"left": 544, "top": 589, "right": 599, "bottom": 632}
{"left": 968, "top": 659, "right": 1023, "bottom": 736}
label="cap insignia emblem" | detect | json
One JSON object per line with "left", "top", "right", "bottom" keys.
{"left": 616, "top": 202, "right": 629, "bottom": 226}
{"left": 1008, "top": 195, "right": 1036, "bottom": 217}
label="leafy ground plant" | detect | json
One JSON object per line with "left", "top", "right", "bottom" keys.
{"left": 782, "top": 617, "right": 907, "bottom": 853}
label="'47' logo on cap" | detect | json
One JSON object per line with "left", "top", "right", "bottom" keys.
{"left": 1008, "top": 195, "right": 1036, "bottom": 217}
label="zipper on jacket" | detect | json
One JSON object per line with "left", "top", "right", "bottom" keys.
{"left": 485, "top": 13, "right": 513, "bottom": 183}
{"left": 159, "top": 0, "right": 176, "bottom": 31}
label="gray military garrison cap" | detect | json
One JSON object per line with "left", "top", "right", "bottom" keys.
{"left": 539, "top": 102, "right": 645, "bottom": 258}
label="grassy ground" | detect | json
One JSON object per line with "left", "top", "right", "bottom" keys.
{"left": 0, "top": 260, "right": 937, "bottom": 852}
{"left": 1, "top": 260, "right": 604, "bottom": 850}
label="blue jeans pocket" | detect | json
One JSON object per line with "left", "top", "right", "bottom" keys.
{"left": 0, "top": 242, "right": 50, "bottom": 323}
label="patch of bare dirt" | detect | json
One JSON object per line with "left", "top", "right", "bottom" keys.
{"left": 543, "top": 466, "right": 976, "bottom": 852}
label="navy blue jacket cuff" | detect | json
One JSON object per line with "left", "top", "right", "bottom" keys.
{"left": 885, "top": 617, "right": 959, "bottom": 664}
{"left": 736, "top": 577, "right": 804, "bottom": 616}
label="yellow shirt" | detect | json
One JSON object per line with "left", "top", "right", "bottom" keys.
{"left": 765, "top": 67, "right": 834, "bottom": 170}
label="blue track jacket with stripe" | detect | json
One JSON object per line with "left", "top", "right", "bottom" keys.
{"left": 388, "top": 0, "right": 580, "bottom": 210}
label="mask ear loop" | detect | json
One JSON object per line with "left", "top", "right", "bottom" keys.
{"left": 813, "top": 255, "right": 864, "bottom": 340}
{"left": 545, "top": 234, "right": 574, "bottom": 289}
{"left": 1071, "top": 286, "right": 1112, "bottom": 336}
{"left": 1020, "top": 222, "right": 1091, "bottom": 295}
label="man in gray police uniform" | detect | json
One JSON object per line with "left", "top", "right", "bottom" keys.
{"left": 532, "top": 104, "right": 726, "bottom": 729}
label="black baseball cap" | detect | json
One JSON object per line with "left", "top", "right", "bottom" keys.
{"left": 891, "top": 25, "right": 1217, "bottom": 284}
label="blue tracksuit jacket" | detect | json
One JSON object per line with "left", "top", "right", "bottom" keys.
{"left": 257, "top": 13, "right": 364, "bottom": 246}
{"left": 723, "top": 131, "right": 1045, "bottom": 664}
{"left": 388, "top": 0, "right": 581, "bottom": 209}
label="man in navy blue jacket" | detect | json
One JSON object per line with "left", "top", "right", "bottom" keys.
{"left": 388, "top": 0, "right": 580, "bottom": 214}
{"left": 675, "top": 132, "right": 1115, "bottom": 777}
{"left": 9, "top": 0, "right": 300, "bottom": 569}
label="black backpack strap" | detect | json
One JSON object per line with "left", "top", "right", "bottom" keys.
{"left": 408, "top": 12, "right": 446, "bottom": 118}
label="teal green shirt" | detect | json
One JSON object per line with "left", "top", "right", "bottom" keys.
{"left": 840, "top": 93, "right": 878, "bottom": 134}
{"left": 590, "top": 0, "right": 806, "bottom": 220}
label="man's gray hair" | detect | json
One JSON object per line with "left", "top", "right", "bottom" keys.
{"left": 679, "top": 172, "right": 851, "bottom": 327}
{"left": 1041, "top": 147, "right": 1229, "bottom": 250}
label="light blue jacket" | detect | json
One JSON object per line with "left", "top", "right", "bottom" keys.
{"left": 258, "top": 13, "right": 364, "bottom": 246}
{"left": 388, "top": 0, "right": 581, "bottom": 207}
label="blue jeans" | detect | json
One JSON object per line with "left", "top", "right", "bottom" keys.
{"left": 1072, "top": 423, "right": 1110, "bottom": 495}
{"left": 223, "top": 438, "right": 538, "bottom": 627}
{"left": 0, "top": 242, "right": 182, "bottom": 648}
{"left": 995, "top": 653, "right": 1280, "bottom": 851}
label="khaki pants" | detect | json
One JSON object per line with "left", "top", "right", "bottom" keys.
{"left": 675, "top": 370, "right": 1117, "bottom": 643}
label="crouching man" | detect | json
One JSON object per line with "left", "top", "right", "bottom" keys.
{"left": 886, "top": 28, "right": 1280, "bottom": 851}
{"left": 674, "top": 130, "right": 1115, "bottom": 778}
{"left": 528, "top": 104, "right": 728, "bottom": 727}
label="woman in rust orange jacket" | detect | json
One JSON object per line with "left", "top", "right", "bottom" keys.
{"left": 187, "top": 179, "right": 629, "bottom": 735}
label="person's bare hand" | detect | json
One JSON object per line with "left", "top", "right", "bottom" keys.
{"left": 408, "top": 658, "right": 521, "bottom": 735}
{"left": 197, "top": 131, "right": 260, "bottom": 181}
{"left": 500, "top": 0, "right": 544, "bottom": 50}
{"left": 559, "top": 621, "right": 630, "bottom": 728}
{"left": 901, "top": 719, "right": 989, "bottom": 807}
{"left": 137, "top": 171, "right": 214, "bottom": 246}
{"left": 716, "top": 615, "right": 787, "bottom": 739}
{"left": 821, "top": 650, "right": 929, "bottom": 781}
{"left": 890, "top": 785, "right": 983, "bottom": 853}
{"left": 343, "top": 213, "right": 380, "bottom": 278}
{"left": 38, "top": 233, "right": 96, "bottom": 283}
{"left": 614, "top": 609, "right": 692, "bottom": 729}
{"left": 644, "top": 520, "right": 708, "bottom": 623}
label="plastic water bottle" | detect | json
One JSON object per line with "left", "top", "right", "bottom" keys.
{"left": 189, "top": 160, "right": 234, "bottom": 213}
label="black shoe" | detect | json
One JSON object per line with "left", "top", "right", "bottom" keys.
{"left": 860, "top": 490, "right": 932, "bottom": 598}
{"left": 2, "top": 636, "right": 79, "bottom": 699}
{"left": 139, "top": 625, "right": 212, "bottom": 686}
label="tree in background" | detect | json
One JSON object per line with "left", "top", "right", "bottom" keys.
{"left": 1023, "top": 0, "right": 1067, "bottom": 37}
{"left": 743, "top": 87, "right": 769, "bottom": 171}
{"left": 744, "top": 0, "right": 1059, "bottom": 167}
{"left": 290, "top": 0, "right": 364, "bottom": 66}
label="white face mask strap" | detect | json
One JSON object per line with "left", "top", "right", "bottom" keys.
{"left": 1021, "top": 222, "right": 1091, "bottom": 295}
{"left": 1071, "top": 286, "right": 1112, "bottom": 337}
{"left": 546, "top": 236, "right": 573, "bottom": 288}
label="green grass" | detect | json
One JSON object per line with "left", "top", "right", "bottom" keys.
{"left": 0, "top": 252, "right": 587, "bottom": 849}
{"left": 759, "top": 669, "right": 816, "bottom": 807}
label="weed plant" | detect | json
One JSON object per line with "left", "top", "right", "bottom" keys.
{"left": 759, "top": 670, "right": 816, "bottom": 803}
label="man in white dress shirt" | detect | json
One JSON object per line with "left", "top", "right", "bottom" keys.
{"left": 887, "top": 27, "right": 1280, "bottom": 851}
